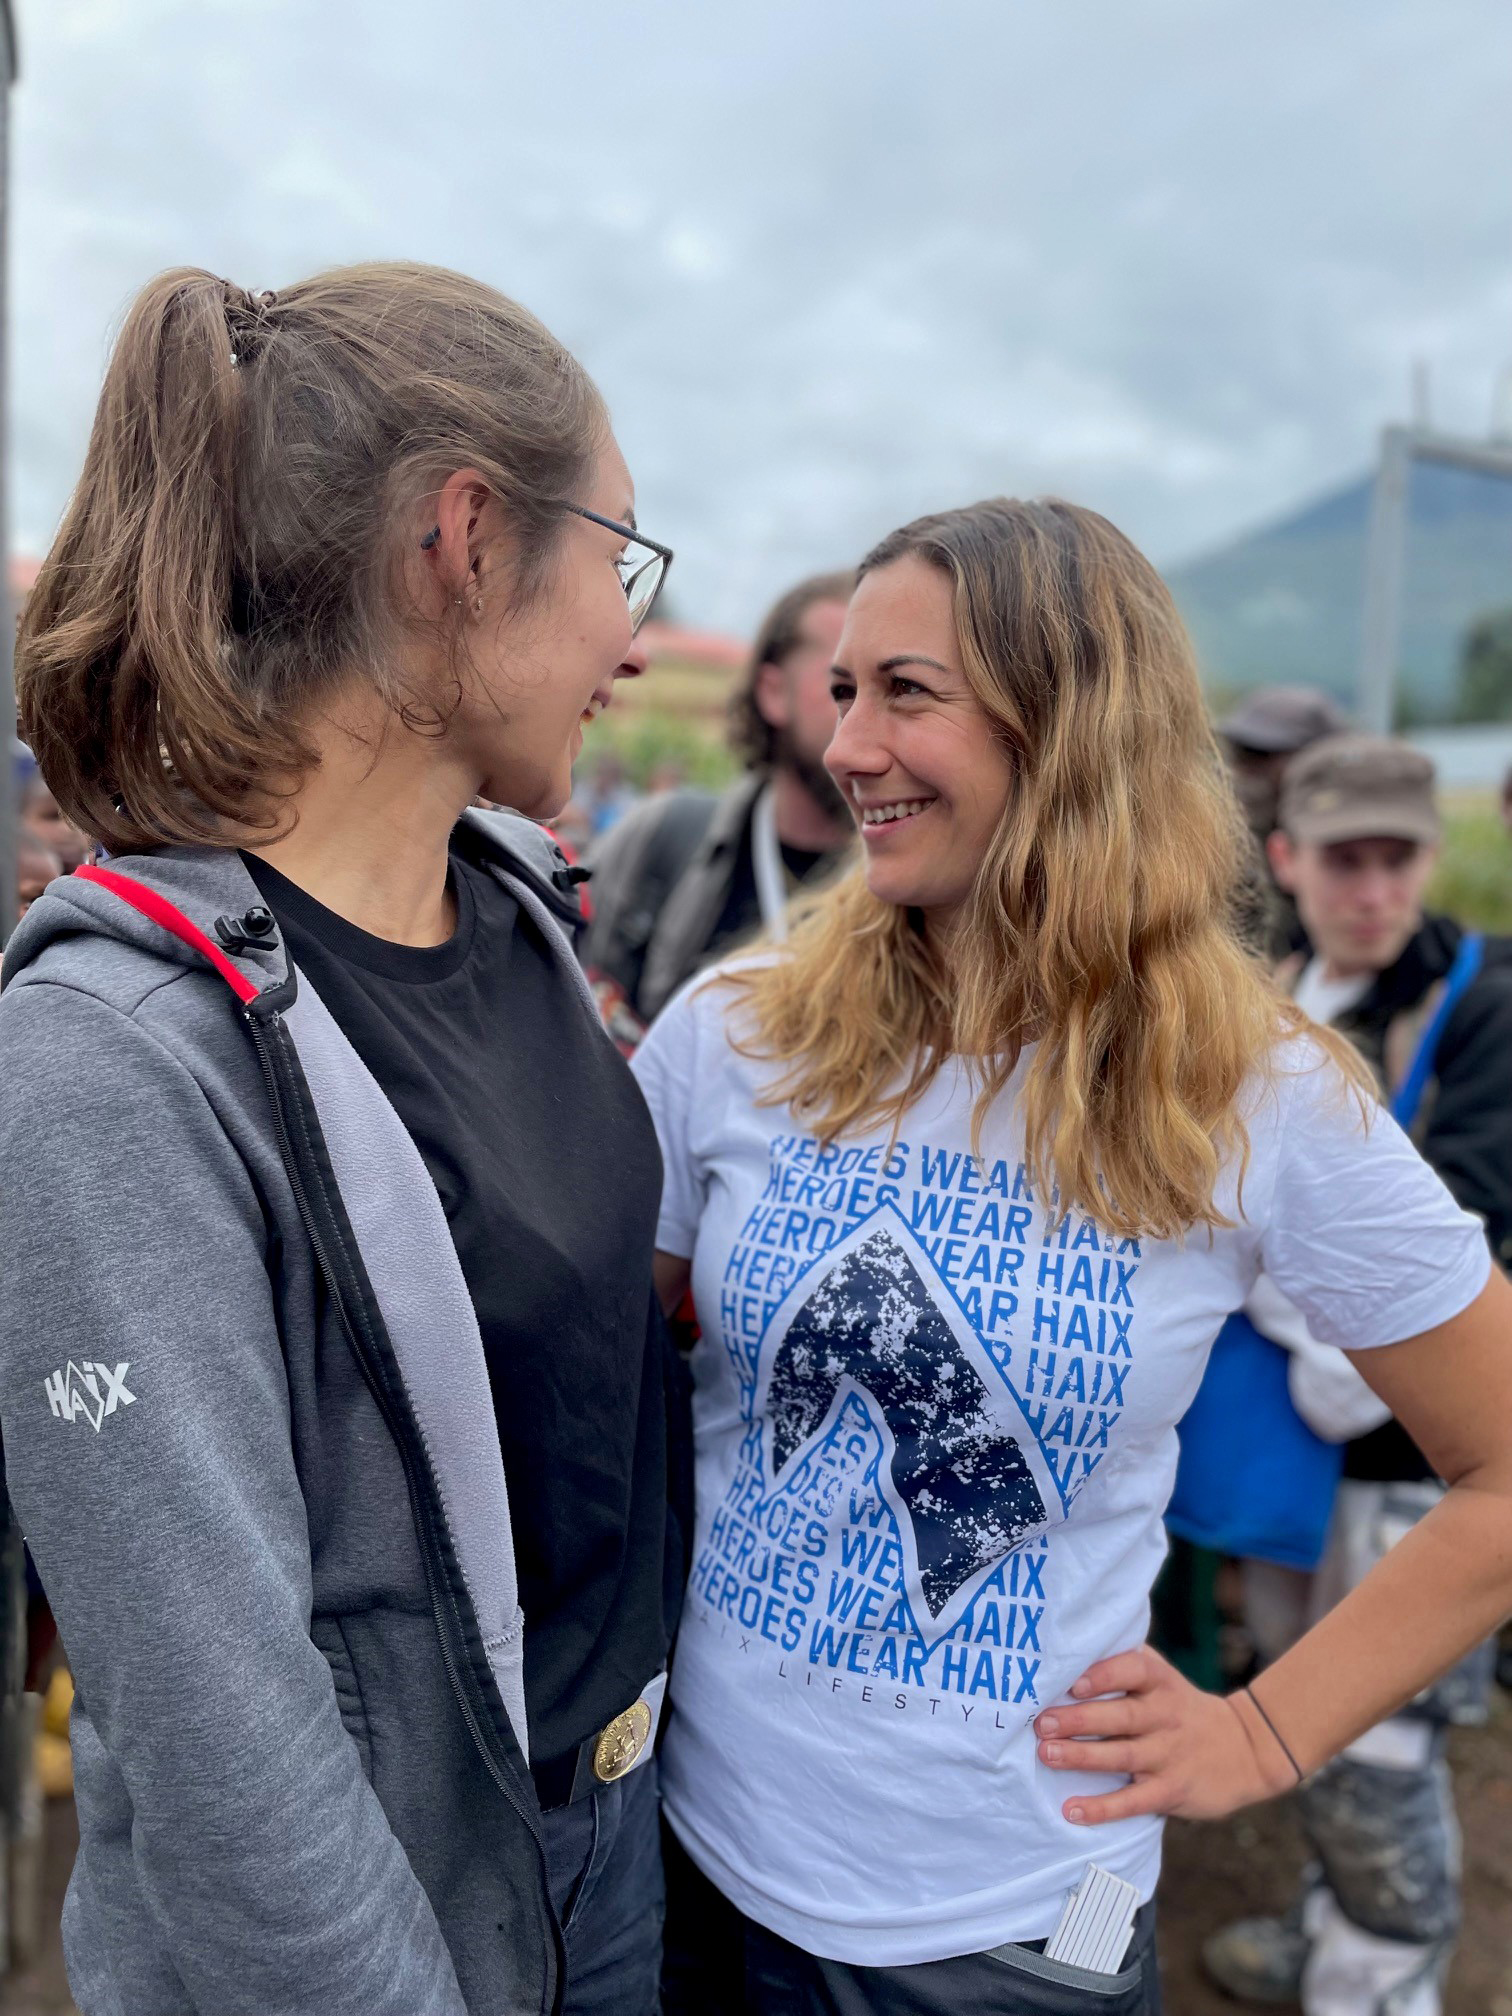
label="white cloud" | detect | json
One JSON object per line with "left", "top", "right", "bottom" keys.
{"left": 9, "top": 0, "right": 1511, "bottom": 628}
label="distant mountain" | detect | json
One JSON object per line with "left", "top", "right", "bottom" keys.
{"left": 1166, "top": 458, "right": 1512, "bottom": 722}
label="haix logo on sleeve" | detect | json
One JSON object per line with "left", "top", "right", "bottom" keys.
{"left": 44, "top": 1361, "right": 136, "bottom": 1432}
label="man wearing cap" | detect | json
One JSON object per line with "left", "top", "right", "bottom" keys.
{"left": 1219, "top": 685, "right": 1351, "bottom": 957}
{"left": 1204, "top": 732, "right": 1512, "bottom": 2016}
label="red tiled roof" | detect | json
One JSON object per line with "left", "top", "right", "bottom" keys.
{"left": 638, "top": 619, "right": 746, "bottom": 670}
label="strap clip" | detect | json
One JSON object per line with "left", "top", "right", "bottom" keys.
{"left": 214, "top": 906, "right": 279, "bottom": 955}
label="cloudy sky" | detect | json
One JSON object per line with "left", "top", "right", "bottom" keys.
{"left": 9, "top": 0, "right": 1510, "bottom": 630}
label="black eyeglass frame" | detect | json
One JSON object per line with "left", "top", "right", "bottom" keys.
{"left": 561, "top": 505, "right": 674, "bottom": 634}
{"left": 418, "top": 505, "right": 674, "bottom": 635}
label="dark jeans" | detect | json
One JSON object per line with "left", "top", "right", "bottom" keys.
{"left": 663, "top": 1826, "right": 1161, "bottom": 2016}
{"left": 541, "top": 1757, "right": 664, "bottom": 2016}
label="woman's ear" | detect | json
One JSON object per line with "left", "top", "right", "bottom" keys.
{"left": 427, "top": 468, "right": 494, "bottom": 604}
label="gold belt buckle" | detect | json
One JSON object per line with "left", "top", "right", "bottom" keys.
{"left": 591, "top": 1698, "right": 652, "bottom": 1784}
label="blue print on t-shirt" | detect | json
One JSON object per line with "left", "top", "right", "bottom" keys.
{"left": 692, "top": 1133, "right": 1143, "bottom": 1714}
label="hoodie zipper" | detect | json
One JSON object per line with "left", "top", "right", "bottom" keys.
{"left": 244, "top": 1002, "right": 564, "bottom": 2009}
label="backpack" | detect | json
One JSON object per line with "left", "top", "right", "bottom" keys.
{"left": 1165, "top": 935, "right": 1485, "bottom": 1570}
{"left": 597, "top": 791, "right": 719, "bottom": 1015}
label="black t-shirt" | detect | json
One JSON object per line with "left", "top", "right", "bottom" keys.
{"left": 244, "top": 837, "right": 671, "bottom": 1762}
{"left": 706, "top": 820, "right": 829, "bottom": 964}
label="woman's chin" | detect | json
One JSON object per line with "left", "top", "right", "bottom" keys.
{"left": 863, "top": 861, "right": 969, "bottom": 920}
{"left": 863, "top": 860, "right": 927, "bottom": 910}
{"left": 478, "top": 761, "right": 571, "bottom": 825}
{"left": 529, "top": 777, "right": 573, "bottom": 824}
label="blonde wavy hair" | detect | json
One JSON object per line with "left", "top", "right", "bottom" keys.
{"left": 722, "top": 498, "right": 1367, "bottom": 1242}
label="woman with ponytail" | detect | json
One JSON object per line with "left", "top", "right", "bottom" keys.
{"left": 633, "top": 500, "right": 1512, "bottom": 2015}
{"left": 0, "top": 265, "right": 680, "bottom": 2014}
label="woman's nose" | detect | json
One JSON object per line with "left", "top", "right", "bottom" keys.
{"left": 615, "top": 638, "right": 650, "bottom": 681}
{"left": 826, "top": 697, "right": 889, "bottom": 781}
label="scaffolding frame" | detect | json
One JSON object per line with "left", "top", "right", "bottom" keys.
{"left": 1356, "top": 421, "right": 1512, "bottom": 734}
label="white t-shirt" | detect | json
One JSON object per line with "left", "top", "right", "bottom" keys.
{"left": 1292, "top": 957, "right": 1371, "bottom": 1028}
{"left": 631, "top": 973, "right": 1489, "bottom": 1967}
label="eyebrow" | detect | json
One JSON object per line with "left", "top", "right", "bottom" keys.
{"left": 829, "top": 654, "right": 953, "bottom": 683}
{"left": 878, "top": 654, "right": 952, "bottom": 676}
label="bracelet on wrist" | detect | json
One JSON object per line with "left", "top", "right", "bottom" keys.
{"left": 1241, "top": 1683, "right": 1305, "bottom": 1786}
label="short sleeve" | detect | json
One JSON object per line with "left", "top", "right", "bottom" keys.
{"left": 630, "top": 981, "right": 709, "bottom": 1257}
{"left": 1259, "top": 1042, "right": 1491, "bottom": 1351}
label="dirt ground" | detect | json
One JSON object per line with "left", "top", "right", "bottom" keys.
{"left": 2, "top": 1703, "right": 1509, "bottom": 2015}
{"left": 1160, "top": 1697, "right": 1512, "bottom": 2014}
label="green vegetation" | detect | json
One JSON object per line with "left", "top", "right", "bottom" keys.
{"left": 1453, "top": 606, "right": 1512, "bottom": 724}
{"left": 1431, "top": 805, "right": 1512, "bottom": 931}
{"left": 587, "top": 707, "right": 739, "bottom": 792}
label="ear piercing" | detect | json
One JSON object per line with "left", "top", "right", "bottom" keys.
{"left": 424, "top": 526, "right": 480, "bottom": 614}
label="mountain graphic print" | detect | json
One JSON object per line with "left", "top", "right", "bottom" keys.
{"left": 764, "top": 1225, "right": 1048, "bottom": 1622}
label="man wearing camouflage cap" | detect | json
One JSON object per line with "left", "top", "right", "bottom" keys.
{"left": 1205, "top": 733, "right": 1512, "bottom": 2016}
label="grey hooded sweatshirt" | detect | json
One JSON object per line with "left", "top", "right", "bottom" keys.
{"left": 0, "top": 813, "right": 594, "bottom": 2015}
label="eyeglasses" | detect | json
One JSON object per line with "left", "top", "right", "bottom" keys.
{"left": 563, "top": 506, "right": 674, "bottom": 635}
{"left": 419, "top": 506, "right": 674, "bottom": 636}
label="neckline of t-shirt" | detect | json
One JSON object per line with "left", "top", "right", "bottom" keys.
{"left": 240, "top": 849, "right": 483, "bottom": 985}
{"left": 1294, "top": 956, "right": 1372, "bottom": 1023}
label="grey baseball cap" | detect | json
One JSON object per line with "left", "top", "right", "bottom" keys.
{"left": 1219, "top": 686, "right": 1350, "bottom": 755}
{"left": 1279, "top": 733, "right": 1440, "bottom": 847}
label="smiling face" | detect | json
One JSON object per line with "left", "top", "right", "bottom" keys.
{"left": 825, "top": 555, "right": 1015, "bottom": 933}
{"left": 459, "top": 437, "right": 641, "bottom": 820}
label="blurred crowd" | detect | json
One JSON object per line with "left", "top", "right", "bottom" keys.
{"left": 10, "top": 742, "right": 88, "bottom": 919}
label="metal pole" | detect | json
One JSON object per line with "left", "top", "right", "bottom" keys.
{"left": 1355, "top": 423, "right": 1512, "bottom": 736}
{"left": 0, "top": 4, "right": 17, "bottom": 950}
{"left": 1356, "top": 424, "right": 1412, "bottom": 735}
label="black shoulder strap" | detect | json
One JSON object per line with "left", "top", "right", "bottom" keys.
{"left": 635, "top": 792, "right": 720, "bottom": 914}
{"left": 602, "top": 791, "right": 720, "bottom": 1009}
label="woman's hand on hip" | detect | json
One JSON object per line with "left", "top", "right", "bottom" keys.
{"left": 1033, "top": 1645, "right": 1299, "bottom": 1825}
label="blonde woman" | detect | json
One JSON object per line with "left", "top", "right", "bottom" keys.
{"left": 633, "top": 500, "right": 1512, "bottom": 2016}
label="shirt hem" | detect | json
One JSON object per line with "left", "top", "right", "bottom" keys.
{"left": 663, "top": 1799, "right": 1161, "bottom": 1967}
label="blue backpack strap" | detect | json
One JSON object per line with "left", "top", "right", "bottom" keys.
{"left": 1390, "top": 932, "right": 1484, "bottom": 1131}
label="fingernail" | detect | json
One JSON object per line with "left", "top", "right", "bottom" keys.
{"left": 1071, "top": 1680, "right": 1091, "bottom": 1698}
{"left": 1042, "top": 1742, "right": 1062, "bottom": 1763}
{"left": 1039, "top": 1714, "right": 1060, "bottom": 1736}
{"left": 1067, "top": 1804, "right": 1085, "bottom": 1824}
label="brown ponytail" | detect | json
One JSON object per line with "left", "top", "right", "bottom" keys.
{"left": 17, "top": 263, "right": 607, "bottom": 853}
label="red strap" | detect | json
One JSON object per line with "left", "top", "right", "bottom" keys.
{"left": 74, "top": 863, "right": 261, "bottom": 1005}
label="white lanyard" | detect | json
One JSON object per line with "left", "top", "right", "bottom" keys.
{"left": 750, "top": 783, "right": 790, "bottom": 941}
